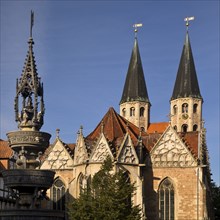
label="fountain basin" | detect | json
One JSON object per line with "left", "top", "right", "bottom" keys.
{"left": 7, "top": 130, "right": 51, "bottom": 154}
{"left": 2, "top": 169, "right": 55, "bottom": 190}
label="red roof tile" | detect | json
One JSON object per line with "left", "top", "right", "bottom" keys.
{"left": 86, "top": 107, "right": 147, "bottom": 154}
{"left": 147, "top": 122, "right": 169, "bottom": 134}
{"left": 0, "top": 139, "right": 13, "bottom": 158}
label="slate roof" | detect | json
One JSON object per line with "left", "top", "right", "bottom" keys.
{"left": 171, "top": 31, "right": 202, "bottom": 100}
{"left": 120, "top": 38, "right": 150, "bottom": 104}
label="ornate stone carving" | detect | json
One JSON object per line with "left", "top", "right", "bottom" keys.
{"left": 151, "top": 127, "right": 196, "bottom": 167}
{"left": 74, "top": 144, "right": 88, "bottom": 165}
{"left": 91, "top": 142, "right": 110, "bottom": 162}
{"left": 90, "top": 133, "right": 113, "bottom": 162}
{"left": 43, "top": 140, "right": 73, "bottom": 169}
{"left": 118, "top": 134, "right": 138, "bottom": 164}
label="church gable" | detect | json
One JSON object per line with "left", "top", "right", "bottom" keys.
{"left": 150, "top": 126, "right": 197, "bottom": 167}
{"left": 41, "top": 138, "right": 74, "bottom": 169}
{"left": 90, "top": 133, "right": 113, "bottom": 162}
{"left": 74, "top": 133, "right": 88, "bottom": 165}
{"left": 117, "top": 133, "right": 139, "bottom": 164}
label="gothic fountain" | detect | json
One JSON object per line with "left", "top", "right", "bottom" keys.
{"left": 0, "top": 12, "right": 64, "bottom": 220}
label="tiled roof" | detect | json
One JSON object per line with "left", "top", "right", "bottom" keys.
{"left": 86, "top": 107, "right": 147, "bottom": 153}
{"left": 0, "top": 139, "right": 13, "bottom": 159}
{"left": 147, "top": 122, "right": 169, "bottom": 134}
{"left": 178, "top": 132, "right": 199, "bottom": 158}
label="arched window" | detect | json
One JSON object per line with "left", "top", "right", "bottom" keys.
{"left": 182, "top": 103, "right": 188, "bottom": 113}
{"left": 130, "top": 107, "right": 135, "bottom": 117}
{"left": 173, "top": 105, "right": 177, "bottom": 115}
{"left": 140, "top": 107, "right": 145, "bottom": 117}
{"left": 159, "top": 178, "right": 175, "bottom": 220}
{"left": 51, "top": 178, "right": 65, "bottom": 210}
{"left": 122, "top": 108, "right": 126, "bottom": 117}
{"left": 78, "top": 173, "right": 87, "bottom": 195}
{"left": 193, "top": 124, "right": 198, "bottom": 131}
{"left": 182, "top": 124, "right": 188, "bottom": 132}
{"left": 193, "top": 104, "right": 198, "bottom": 113}
{"left": 173, "top": 126, "right": 177, "bottom": 131}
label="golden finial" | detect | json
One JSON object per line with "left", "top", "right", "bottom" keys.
{"left": 133, "top": 23, "right": 143, "bottom": 38}
{"left": 184, "top": 16, "right": 195, "bottom": 31}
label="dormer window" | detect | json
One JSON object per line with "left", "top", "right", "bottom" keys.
{"left": 130, "top": 107, "right": 135, "bottom": 117}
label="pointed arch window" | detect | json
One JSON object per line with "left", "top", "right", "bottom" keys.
{"left": 130, "top": 107, "right": 135, "bottom": 117}
{"left": 140, "top": 107, "right": 145, "bottom": 117}
{"left": 122, "top": 108, "right": 126, "bottom": 117}
{"left": 159, "top": 178, "right": 175, "bottom": 220}
{"left": 182, "top": 124, "right": 188, "bottom": 132}
{"left": 173, "top": 126, "right": 177, "bottom": 131}
{"left": 182, "top": 103, "right": 188, "bottom": 113}
{"left": 173, "top": 105, "right": 177, "bottom": 115}
{"left": 51, "top": 178, "right": 65, "bottom": 211}
{"left": 193, "top": 104, "right": 198, "bottom": 113}
{"left": 78, "top": 173, "right": 89, "bottom": 195}
{"left": 193, "top": 124, "right": 198, "bottom": 131}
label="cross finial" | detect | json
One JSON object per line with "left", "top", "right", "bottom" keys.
{"left": 30, "top": 10, "right": 34, "bottom": 38}
{"left": 184, "top": 16, "right": 195, "bottom": 31}
{"left": 133, "top": 23, "right": 143, "bottom": 38}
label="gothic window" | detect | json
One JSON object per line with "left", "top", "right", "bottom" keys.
{"left": 122, "top": 108, "right": 126, "bottom": 117}
{"left": 173, "top": 126, "right": 177, "bottom": 131}
{"left": 159, "top": 178, "right": 175, "bottom": 220}
{"left": 182, "top": 103, "right": 188, "bottom": 113}
{"left": 182, "top": 124, "right": 188, "bottom": 132}
{"left": 193, "top": 124, "right": 198, "bottom": 131}
{"left": 78, "top": 173, "right": 89, "bottom": 195}
{"left": 130, "top": 107, "right": 135, "bottom": 117}
{"left": 51, "top": 178, "right": 65, "bottom": 211}
{"left": 193, "top": 104, "right": 198, "bottom": 113}
{"left": 173, "top": 105, "right": 177, "bottom": 115}
{"left": 140, "top": 107, "right": 145, "bottom": 117}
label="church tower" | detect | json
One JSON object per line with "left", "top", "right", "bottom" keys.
{"left": 170, "top": 18, "right": 203, "bottom": 132}
{"left": 120, "top": 25, "right": 151, "bottom": 131}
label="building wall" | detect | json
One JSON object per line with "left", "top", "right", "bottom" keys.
{"left": 144, "top": 166, "right": 208, "bottom": 220}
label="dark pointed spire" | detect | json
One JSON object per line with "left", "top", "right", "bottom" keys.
{"left": 171, "top": 31, "right": 202, "bottom": 100}
{"left": 14, "top": 11, "right": 45, "bottom": 131}
{"left": 120, "top": 38, "right": 150, "bottom": 104}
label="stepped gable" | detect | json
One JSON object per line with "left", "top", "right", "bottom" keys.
{"left": 86, "top": 107, "right": 148, "bottom": 154}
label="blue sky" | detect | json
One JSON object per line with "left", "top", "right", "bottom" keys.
{"left": 0, "top": 1, "right": 219, "bottom": 185}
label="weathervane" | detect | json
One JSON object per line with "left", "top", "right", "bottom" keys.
{"left": 30, "top": 10, "right": 34, "bottom": 38}
{"left": 184, "top": 16, "right": 195, "bottom": 31}
{"left": 133, "top": 23, "right": 143, "bottom": 38}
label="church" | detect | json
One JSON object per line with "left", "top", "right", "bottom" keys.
{"left": 0, "top": 17, "right": 213, "bottom": 220}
